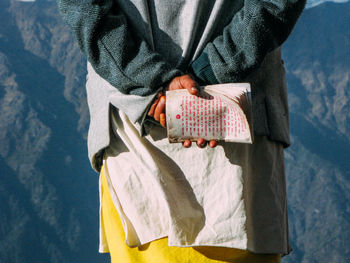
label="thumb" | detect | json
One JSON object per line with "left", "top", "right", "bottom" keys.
{"left": 179, "top": 75, "right": 199, "bottom": 95}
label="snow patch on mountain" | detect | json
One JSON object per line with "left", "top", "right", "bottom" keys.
{"left": 307, "top": 0, "right": 349, "bottom": 8}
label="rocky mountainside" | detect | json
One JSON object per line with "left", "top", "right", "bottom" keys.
{"left": 0, "top": 0, "right": 107, "bottom": 262}
{"left": 0, "top": 0, "right": 349, "bottom": 262}
{"left": 283, "top": 1, "right": 350, "bottom": 263}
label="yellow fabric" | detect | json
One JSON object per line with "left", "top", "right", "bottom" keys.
{"left": 100, "top": 166, "right": 281, "bottom": 263}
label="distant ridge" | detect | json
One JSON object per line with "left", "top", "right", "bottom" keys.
{"left": 306, "top": 0, "right": 349, "bottom": 8}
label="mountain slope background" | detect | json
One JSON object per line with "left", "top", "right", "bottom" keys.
{"left": 0, "top": 0, "right": 349, "bottom": 262}
{"left": 282, "top": 2, "right": 350, "bottom": 262}
{"left": 0, "top": 0, "right": 107, "bottom": 262}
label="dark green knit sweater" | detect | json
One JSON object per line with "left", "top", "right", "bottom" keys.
{"left": 57, "top": 0, "right": 306, "bottom": 95}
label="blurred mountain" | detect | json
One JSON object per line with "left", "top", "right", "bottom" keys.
{"left": 0, "top": 0, "right": 349, "bottom": 263}
{"left": 0, "top": 0, "right": 108, "bottom": 262}
{"left": 282, "top": 1, "right": 350, "bottom": 263}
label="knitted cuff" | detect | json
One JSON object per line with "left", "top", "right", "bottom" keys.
{"left": 188, "top": 51, "right": 219, "bottom": 85}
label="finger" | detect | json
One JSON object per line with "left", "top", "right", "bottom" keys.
{"left": 160, "top": 113, "right": 166, "bottom": 128}
{"left": 209, "top": 140, "right": 218, "bottom": 148}
{"left": 180, "top": 75, "right": 198, "bottom": 95}
{"left": 147, "top": 97, "right": 161, "bottom": 117}
{"left": 188, "top": 86, "right": 199, "bottom": 95}
{"left": 183, "top": 139, "right": 192, "bottom": 148}
{"left": 167, "top": 77, "right": 181, "bottom": 91}
{"left": 154, "top": 95, "right": 166, "bottom": 121}
{"left": 196, "top": 138, "right": 206, "bottom": 148}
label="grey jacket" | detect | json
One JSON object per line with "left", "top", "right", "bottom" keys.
{"left": 58, "top": 0, "right": 306, "bottom": 171}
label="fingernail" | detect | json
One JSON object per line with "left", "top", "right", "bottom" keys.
{"left": 183, "top": 140, "right": 191, "bottom": 148}
{"left": 197, "top": 138, "right": 206, "bottom": 148}
{"left": 209, "top": 140, "right": 218, "bottom": 148}
{"left": 198, "top": 138, "right": 205, "bottom": 144}
{"left": 191, "top": 87, "right": 198, "bottom": 92}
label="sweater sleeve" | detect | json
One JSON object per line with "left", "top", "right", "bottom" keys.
{"left": 57, "top": 0, "right": 182, "bottom": 96}
{"left": 189, "top": 0, "right": 306, "bottom": 85}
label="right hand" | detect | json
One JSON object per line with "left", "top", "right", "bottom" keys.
{"left": 148, "top": 75, "right": 217, "bottom": 148}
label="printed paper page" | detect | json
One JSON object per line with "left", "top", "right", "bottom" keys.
{"left": 166, "top": 83, "right": 252, "bottom": 143}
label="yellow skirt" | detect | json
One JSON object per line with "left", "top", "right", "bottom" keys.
{"left": 100, "top": 166, "right": 281, "bottom": 263}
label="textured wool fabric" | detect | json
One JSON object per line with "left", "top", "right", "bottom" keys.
{"left": 189, "top": 0, "right": 307, "bottom": 85}
{"left": 57, "top": 0, "right": 306, "bottom": 95}
{"left": 99, "top": 165, "right": 282, "bottom": 263}
{"left": 99, "top": 107, "right": 291, "bottom": 256}
{"left": 57, "top": 0, "right": 306, "bottom": 171}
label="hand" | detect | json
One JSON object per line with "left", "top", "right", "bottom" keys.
{"left": 148, "top": 75, "right": 217, "bottom": 148}
{"left": 148, "top": 92, "right": 167, "bottom": 127}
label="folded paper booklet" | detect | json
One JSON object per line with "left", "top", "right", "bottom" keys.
{"left": 165, "top": 83, "right": 253, "bottom": 143}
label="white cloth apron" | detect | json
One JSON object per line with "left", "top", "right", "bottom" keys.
{"left": 99, "top": 107, "right": 292, "bottom": 256}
